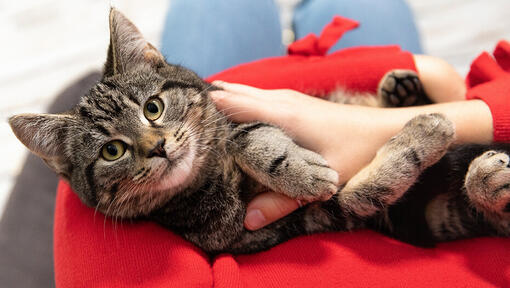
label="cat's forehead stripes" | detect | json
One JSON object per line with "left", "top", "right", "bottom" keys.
{"left": 100, "top": 79, "right": 141, "bottom": 106}
{"left": 87, "top": 93, "right": 126, "bottom": 116}
{"left": 77, "top": 91, "right": 133, "bottom": 137}
{"left": 77, "top": 106, "right": 113, "bottom": 137}
{"left": 161, "top": 79, "right": 200, "bottom": 91}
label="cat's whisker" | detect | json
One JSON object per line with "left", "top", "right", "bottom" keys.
{"left": 192, "top": 143, "right": 223, "bottom": 159}
{"left": 103, "top": 201, "right": 115, "bottom": 239}
{"left": 190, "top": 127, "right": 231, "bottom": 138}
{"left": 93, "top": 202, "right": 101, "bottom": 224}
{"left": 187, "top": 123, "right": 228, "bottom": 138}
{"left": 195, "top": 101, "right": 227, "bottom": 122}
{"left": 185, "top": 125, "right": 224, "bottom": 138}
{"left": 182, "top": 110, "right": 249, "bottom": 143}
{"left": 201, "top": 104, "right": 254, "bottom": 124}
{"left": 190, "top": 82, "right": 216, "bottom": 99}
{"left": 184, "top": 101, "right": 244, "bottom": 131}
{"left": 201, "top": 110, "right": 254, "bottom": 129}
{"left": 194, "top": 137, "right": 235, "bottom": 148}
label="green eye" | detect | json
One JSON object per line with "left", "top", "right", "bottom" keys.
{"left": 144, "top": 98, "right": 164, "bottom": 121}
{"left": 101, "top": 140, "right": 126, "bottom": 161}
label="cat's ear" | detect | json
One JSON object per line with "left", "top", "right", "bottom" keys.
{"left": 9, "top": 113, "right": 74, "bottom": 160}
{"left": 104, "top": 8, "right": 165, "bottom": 77}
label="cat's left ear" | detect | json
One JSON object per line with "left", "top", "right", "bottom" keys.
{"left": 103, "top": 8, "right": 165, "bottom": 77}
{"left": 9, "top": 113, "right": 77, "bottom": 178}
{"left": 9, "top": 113, "right": 75, "bottom": 159}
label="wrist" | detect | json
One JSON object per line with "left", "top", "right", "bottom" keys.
{"left": 323, "top": 104, "right": 399, "bottom": 180}
{"left": 383, "top": 100, "right": 493, "bottom": 144}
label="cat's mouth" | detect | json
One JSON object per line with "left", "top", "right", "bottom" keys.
{"left": 152, "top": 143, "right": 196, "bottom": 192}
{"left": 101, "top": 145, "right": 197, "bottom": 219}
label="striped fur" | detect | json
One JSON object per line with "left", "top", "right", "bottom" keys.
{"left": 8, "top": 9, "right": 510, "bottom": 255}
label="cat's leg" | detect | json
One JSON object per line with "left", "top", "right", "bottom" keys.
{"left": 339, "top": 113, "right": 455, "bottom": 217}
{"left": 229, "top": 123, "right": 338, "bottom": 202}
{"left": 463, "top": 150, "right": 510, "bottom": 235}
{"left": 378, "top": 69, "right": 431, "bottom": 107}
{"left": 425, "top": 192, "right": 483, "bottom": 242}
{"left": 227, "top": 196, "right": 360, "bottom": 254}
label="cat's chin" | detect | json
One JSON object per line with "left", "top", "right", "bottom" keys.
{"left": 153, "top": 146, "right": 196, "bottom": 192}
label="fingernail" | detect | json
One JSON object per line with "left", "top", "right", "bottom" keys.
{"left": 245, "top": 209, "right": 266, "bottom": 230}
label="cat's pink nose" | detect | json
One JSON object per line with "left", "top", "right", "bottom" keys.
{"left": 147, "top": 139, "right": 166, "bottom": 158}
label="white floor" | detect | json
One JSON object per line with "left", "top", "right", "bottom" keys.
{"left": 1, "top": 0, "right": 510, "bottom": 217}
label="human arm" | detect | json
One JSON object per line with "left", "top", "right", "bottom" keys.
{"left": 210, "top": 55, "right": 493, "bottom": 230}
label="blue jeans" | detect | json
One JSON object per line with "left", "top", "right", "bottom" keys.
{"left": 161, "top": 0, "right": 422, "bottom": 78}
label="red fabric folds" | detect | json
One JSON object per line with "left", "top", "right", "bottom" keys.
{"left": 467, "top": 40, "right": 510, "bottom": 141}
{"left": 287, "top": 16, "right": 359, "bottom": 56}
{"left": 54, "top": 17, "right": 510, "bottom": 288}
{"left": 54, "top": 181, "right": 212, "bottom": 288}
{"left": 55, "top": 181, "right": 510, "bottom": 288}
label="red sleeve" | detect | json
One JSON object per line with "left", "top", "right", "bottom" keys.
{"left": 466, "top": 41, "right": 510, "bottom": 142}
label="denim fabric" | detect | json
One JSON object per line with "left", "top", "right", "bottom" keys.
{"left": 160, "top": 0, "right": 422, "bottom": 78}
{"left": 294, "top": 0, "right": 423, "bottom": 54}
{"left": 161, "top": 0, "right": 284, "bottom": 77}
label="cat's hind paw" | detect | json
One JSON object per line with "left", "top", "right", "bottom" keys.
{"left": 378, "top": 69, "right": 431, "bottom": 107}
{"left": 398, "top": 113, "right": 455, "bottom": 167}
{"left": 465, "top": 150, "right": 510, "bottom": 216}
{"left": 338, "top": 114, "right": 454, "bottom": 217}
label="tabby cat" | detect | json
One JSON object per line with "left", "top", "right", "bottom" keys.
{"left": 9, "top": 9, "right": 510, "bottom": 255}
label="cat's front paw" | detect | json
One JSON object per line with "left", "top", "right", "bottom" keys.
{"left": 274, "top": 147, "right": 339, "bottom": 202}
{"left": 465, "top": 150, "right": 510, "bottom": 215}
{"left": 398, "top": 113, "right": 455, "bottom": 168}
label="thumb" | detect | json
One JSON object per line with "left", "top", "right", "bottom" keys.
{"left": 244, "top": 191, "right": 301, "bottom": 230}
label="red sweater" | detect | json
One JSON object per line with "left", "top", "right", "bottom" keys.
{"left": 54, "top": 17, "right": 510, "bottom": 287}
{"left": 466, "top": 40, "right": 510, "bottom": 141}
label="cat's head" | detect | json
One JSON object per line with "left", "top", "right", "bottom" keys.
{"left": 9, "top": 9, "right": 221, "bottom": 218}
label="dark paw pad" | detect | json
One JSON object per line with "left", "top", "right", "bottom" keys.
{"left": 378, "top": 70, "right": 431, "bottom": 107}
{"left": 504, "top": 202, "right": 510, "bottom": 213}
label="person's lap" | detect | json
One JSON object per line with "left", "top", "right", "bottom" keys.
{"left": 160, "top": 0, "right": 422, "bottom": 78}
{"left": 161, "top": 0, "right": 283, "bottom": 78}
{"left": 294, "top": 0, "right": 422, "bottom": 54}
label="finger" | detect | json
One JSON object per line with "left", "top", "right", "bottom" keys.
{"left": 212, "top": 81, "right": 267, "bottom": 98}
{"left": 244, "top": 191, "right": 301, "bottom": 230}
{"left": 210, "top": 90, "right": 276, "bottom": 123}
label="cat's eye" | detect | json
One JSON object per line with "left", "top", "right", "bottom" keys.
{"left": 144, "top": 98, "right": 164, "bottom": 121}
{"left": 101, "top": 140, "right": 126, "bottom": 161}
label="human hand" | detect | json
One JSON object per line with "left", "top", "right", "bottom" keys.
{"left": 208, "top": 55, "right": 491, "bottom": 231}
{"left": 210, "top": 81, "right": 396, "bottom": 230}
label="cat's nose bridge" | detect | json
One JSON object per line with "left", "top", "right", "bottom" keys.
{"left": 139, "top": 133, "right": 166, "bottom": 157}
{"left": 147, "top": 139, "right": 166, "bottom": 158}
{"left": 138, "top": 131, "right": 179, "bottom": 158}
